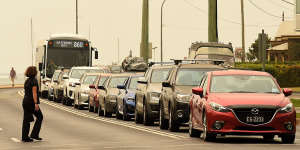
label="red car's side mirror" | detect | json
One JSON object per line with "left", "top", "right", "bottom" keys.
{"left": 283, "top": 88, "right": 292, "bottom": 97}
{"left": 89, "top": 85, "right": 96, "bottom": 89}
{"left": 192, "top": 87, "right": 203, "bottom": 96}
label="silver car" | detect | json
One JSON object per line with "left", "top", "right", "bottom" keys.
{"left": 74, "top": 73, "right": 99, "bottom": 109}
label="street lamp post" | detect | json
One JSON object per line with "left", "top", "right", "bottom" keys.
{"left": 161, "top": 0, "right": 166, "bottom": 64}
{"left": 76, "top": 0, "right": 78, "bottom": 34}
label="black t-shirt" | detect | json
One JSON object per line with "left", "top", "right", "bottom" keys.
{"left": 23, "top": 77, "right": 40, "bottom": 104}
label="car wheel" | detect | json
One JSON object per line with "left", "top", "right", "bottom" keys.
{"left": 123, "top": 103, "right": 130, "bottom": 121}
{"left": 168, "top": 107, "right": 179, "bottom": 132}
{"left": 116, "top": 102, "right": 122, "bottom": 120}
{"left": 202, "top": 112, "right": 216, "bottom": 141}
{"left": 281, "top": 134, "right": 295, "bottom": 144}
{"left": 97, "top": 104, "right": 104, "bottom": 116}
{"left": 135, "top": 104, "right": 142, "bottom": 124}
{"left": 159, "top": 103, "right": 168, "bottom": 130}
{"left": 103, "top": 101, "right": 112, "bottom": 117}
{"left": 189, "top": 112, "right": 201, "bottom": 137}
{"left": 143, "top": 103, "right": 153, "bottom": 126}
{"left": 263, "top": 135, "right": 274, "bottom": 141}
{"left": 88, "top": 100, "right": 93, "bottom": 112}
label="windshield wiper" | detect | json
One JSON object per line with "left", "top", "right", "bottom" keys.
{"left": 228, "top": 91, "right": 258, "bottom": 93}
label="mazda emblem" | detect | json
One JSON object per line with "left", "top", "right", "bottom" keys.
{"left": 251, "top": 108, "right": 259, "bottom": 115}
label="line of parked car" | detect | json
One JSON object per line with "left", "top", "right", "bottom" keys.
{"left": 43, "top": 60, "right": 296, "bottom": 144}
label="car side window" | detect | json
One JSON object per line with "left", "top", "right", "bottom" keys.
{"left": 200, "top": 74, "right": 207, "bottom": 87}
{"left": 202, "top": 76, "right": 208, "bottom": 97}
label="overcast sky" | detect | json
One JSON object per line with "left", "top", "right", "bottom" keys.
{"left": 0, "top": 0, "right": 295, "bottom": 74}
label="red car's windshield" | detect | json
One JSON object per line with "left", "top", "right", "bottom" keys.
{"left": 210, "top": 75, "right": 280, "bottom": 94}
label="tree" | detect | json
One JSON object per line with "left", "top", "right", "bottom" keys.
{"left": 248, "top": 33, "right": 271, "bottom": 60}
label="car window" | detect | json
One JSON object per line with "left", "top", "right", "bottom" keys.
{"left": 83, "top": 75, "right": 97, "bottom": 85}
{"left": 70, "top": 69, "right": 104, "bottom": 79}
{"left": 129, "top": 77, "right": 139, "bottom": 89}
{"left": 52, "top": 72, "right": 60, "bottom": 80}
{"left": 98, "top": 77, "right": 108, "bottom": 86}
{"left": 210, "top": 75, "right": 280, "bottom": 93}
{"left": 108, "top": 77, "right": 128, "bottom": 88}
{"left": 202, "top": 76, "right": 208, "bottom": 96}
{"left": 175, "top": 69, "right": 207, "bottom": 86}
{"left": 150, "top": 69, "right": 171, "bottom": 83}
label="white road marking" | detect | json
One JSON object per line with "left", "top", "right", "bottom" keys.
{"left": 10, "top": 138, "right": 21, "bottom": 143}
{"left": 17, "top": 91, "right": 186, "bottom": 140}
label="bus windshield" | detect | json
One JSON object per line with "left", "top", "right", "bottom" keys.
{"left": 46, "top": 48, "right": 89, "bottom": 78}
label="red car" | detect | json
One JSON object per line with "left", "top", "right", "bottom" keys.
{"left": 189, "top": 70, "right": 296, "bottom": 144}
{"left": 88, "top": 73, "right": 111, "bottom": 114}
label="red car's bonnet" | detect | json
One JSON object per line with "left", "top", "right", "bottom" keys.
{"left": 208, "top": 93, "right": 290, "bottom": 107}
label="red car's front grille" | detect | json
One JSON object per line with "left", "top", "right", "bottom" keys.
{"left": 229, "top": 106, "right": 278, "bottom": 126}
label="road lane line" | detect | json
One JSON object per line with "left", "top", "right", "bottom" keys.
{"left": 18, "top": 91, "right": 186, "bottom": 139}
{"left": 10, "top": 138, "right": 21, "bottom": 143}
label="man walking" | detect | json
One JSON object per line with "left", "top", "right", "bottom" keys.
{"left": 10, "top": 67, "right": 16, "bottom": 87}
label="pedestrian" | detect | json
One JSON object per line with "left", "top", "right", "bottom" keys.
{"left": 10, "top": 67, "right": 16, "bottom": 87}
{"left": 22, "top": 66, "right": 43, "bottom": 142}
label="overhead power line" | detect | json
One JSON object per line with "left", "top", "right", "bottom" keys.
{"left": 281, "top": 0, "right": 295, "bottom": 6}
{"left": 248, "top": 0, "right": 291, "bottom": 19}
{"left": 183, "top": 0, "right": 279, "bottom": 28}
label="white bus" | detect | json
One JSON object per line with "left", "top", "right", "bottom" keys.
{"left": 35, "top": 34, "right": 99, "bottom": 97}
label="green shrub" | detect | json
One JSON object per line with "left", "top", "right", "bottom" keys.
{"left": 235, "top": 63, "right": 300, "bottom": 87}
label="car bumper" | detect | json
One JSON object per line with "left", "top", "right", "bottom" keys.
{"left": 78, "top": 93, "right": 89, "bottom": 106}
{"left": 124, "top": 101, "right": 135, "bottom": 115}
{"left": 105, "top": 99, "right": 117, "bottom": 113}
{"left": 206, "top": 108, "right": 296, "bottom": 135}
{"left": 147, "top": 102, "right": 159, "bottom": 120}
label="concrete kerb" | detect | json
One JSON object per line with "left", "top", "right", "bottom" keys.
{"left": 0, "top": 85, "right": 23, "bottom": 89}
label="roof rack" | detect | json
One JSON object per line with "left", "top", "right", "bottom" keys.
{"left": 148, "top": 62, "right": 174, "bottom": 67}
{"left": 170, "top": 59, "right": 225, "bottom": 65}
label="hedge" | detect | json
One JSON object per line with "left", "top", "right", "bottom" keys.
{"left": 235, "top": 63, "right": 300, "bottom": 87}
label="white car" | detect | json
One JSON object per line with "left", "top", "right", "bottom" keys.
{"left": 62, "top": 66, "right": 108, "bottom": 106}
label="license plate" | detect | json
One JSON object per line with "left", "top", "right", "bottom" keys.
{"left": 246, "top": 116, "right": 264, "bottom": 123}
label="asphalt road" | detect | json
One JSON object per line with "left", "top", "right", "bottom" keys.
{"left": 0, "top": 88, "right": 300, "bottom": 150}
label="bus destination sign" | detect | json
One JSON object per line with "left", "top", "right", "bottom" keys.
{"left": 50, "top": 40, "right": 88, "bottom": 49}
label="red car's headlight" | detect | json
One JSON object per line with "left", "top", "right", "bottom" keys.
{"left": 209, "top": 102, "right": 231, "bottom": 112}
{"left": 278, "top": 103, "right": 293, "bottom": 113}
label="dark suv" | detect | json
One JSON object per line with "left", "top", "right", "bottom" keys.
{"left": 159, "top": 63, "right": 224, "bottom": 131}
{"left": 135, "top": 65, "right": 174, "bottom": 125}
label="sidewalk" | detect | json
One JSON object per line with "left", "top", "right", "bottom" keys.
{"left": 0, "top": 84, "right": 23, "bottom": 89}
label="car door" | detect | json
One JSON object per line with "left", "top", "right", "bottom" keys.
{"left": 136, "top": 69, "right": 151, "bottom": 113}
{"left": 163, "top": 67, "right": 175, "bottom": 118}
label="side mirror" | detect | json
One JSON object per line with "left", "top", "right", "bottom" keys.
{"left": 89, "top": 85, "right": 95, "bottom": 89}
{"left": 192, "top": 87, "right": 203, "bottom": 96}
{"left": 137, "top": 77, "right": 147, "bottom": 84}
{"left": 162, "top": 81, "right": 171, "bottom": 87}
{"left": 75, "top": 82, "right": 81, "bottom": 86}
{"left": 95, "top": 51, "right": 99, "bottom": 59}
{"left": 283, "top": 88, "right": 292, "bottom": 97}
{"left": 98, "top": 85, "right": 106, "bottom": 90}
{"left": 117, "top": 85, "right": 126, "bottom": 89}
{"left": 63, "top": 75, "right": 69, "bottom": 80}
{"left": 38, "top": 63, "right": 43, "bottom": 71}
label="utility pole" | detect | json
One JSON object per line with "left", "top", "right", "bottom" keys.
{"left": 161, "top": 0, "right": 166, "bottom": 64}
{"left": 208, "top": 0, "right": 218, "bottom": 42}
{"left": 259, "top": 29, "right": 266, "bottom": 71}
{"left": 31, "top": 18, "right": 34, "bottom": 66}
{"left": 140, "top": 0, "right": 149, "bottom": 63}
{"left": 76, "top": 0, "right": 78, "bottom": 34}
{"left": 241, "top": 0, "right": 246, "bottom": 62}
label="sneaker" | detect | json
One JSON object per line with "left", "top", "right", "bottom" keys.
{"left": 22, "top": 138, "right": 33, "bottom": 142}
{"left": 30, "top": 137, "right": 42, "bottom": 141}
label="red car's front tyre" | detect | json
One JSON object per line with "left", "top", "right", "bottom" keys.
{"left": 281, "top": 134, "right": 295, "bottom": 144}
